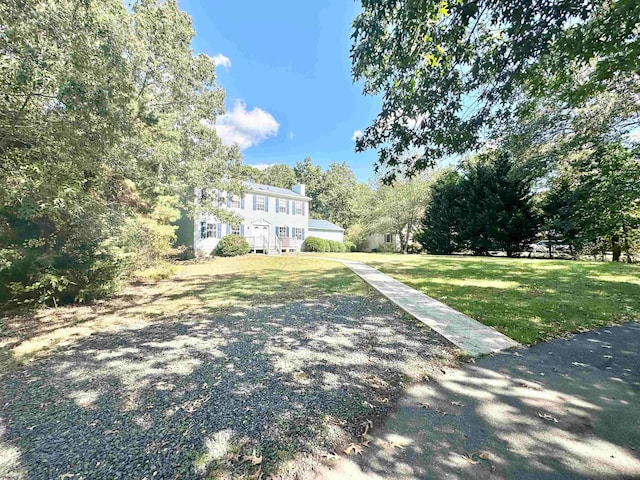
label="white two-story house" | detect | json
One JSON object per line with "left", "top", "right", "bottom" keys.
{"left": 193, "top": 182, "right": 312, "bottom": 255}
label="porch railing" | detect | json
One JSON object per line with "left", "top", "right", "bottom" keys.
{"left": 245, "top": 236, "right": 302, "bottom": 251}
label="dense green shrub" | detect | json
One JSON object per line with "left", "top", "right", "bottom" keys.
{"left": 343, "top": 240, "right": 357, "bottom": 252}
{"left": 215, "top": 235, "right": 250, "bottom": 257}
{"left": 302, "top": 236, "right": 329, "bottom": 252}
{"left": 327, "top": 240, "right": 346, "bottom": 252}
{"left": 377, "top": 242, "right": 399, "bottom": 253}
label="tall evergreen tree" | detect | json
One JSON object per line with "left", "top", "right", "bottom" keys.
{"left": 460, "top": 153, "right": 540, "bottom": 256}
{"left": 416, "top": 170, "right": 463, "bottom": 254}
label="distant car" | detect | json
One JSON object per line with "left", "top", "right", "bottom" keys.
{"left": 528, "top": 240, "right": 571, "bottom": 254}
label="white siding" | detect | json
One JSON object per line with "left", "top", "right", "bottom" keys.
{"left": 307, "top": 229, "right": 344, "bottom": 242}
{"left": 362, "top": 233, "right": 401, "bottom": 252}
{"left": 194, "top": 190, "right": 309, "bottom": 255}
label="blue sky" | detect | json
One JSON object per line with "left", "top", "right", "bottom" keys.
{"left": 179, "top": 0, "right": 380, "bottom": 182}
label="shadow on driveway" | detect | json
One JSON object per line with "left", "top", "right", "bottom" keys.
{"left": 316, "top": 322, "right": 640, "bottom": 479}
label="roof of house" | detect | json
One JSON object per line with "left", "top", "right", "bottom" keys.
{"left": 245, "top": 181, "right": 310, "bottom": 200}
{"left": 308, "top": 219, "right": 344, "bottom": 232}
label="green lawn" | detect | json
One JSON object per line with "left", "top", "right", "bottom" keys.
{"left": 1, "top": 256, "right": 367, "bottom": 371}
{"left": 316, "top": 253, "right": 640, "bottom": 345}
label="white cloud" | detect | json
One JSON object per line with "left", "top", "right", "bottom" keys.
{"left": 249, "top": 163, "right": 275, "bottom": 171}
{"left": 215, "top": 101, "right": 279, "bottom": 150}
{"left": 351, "top": 129, "right": 363, "bottom": 141}
{"left": 212, "top": 53, "right": 232, "bottom": 70}
{"left": 289, "top": 130, "right": 295, "bottom": 140}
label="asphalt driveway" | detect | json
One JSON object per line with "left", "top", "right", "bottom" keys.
{"left": 316, "top": 322, "right": 640, "bottom": 480}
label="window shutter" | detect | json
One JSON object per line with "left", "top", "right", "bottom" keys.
{"left": 241, "top": 197, "right": 245, "bottom": 209}
{"left": 286, "top": 226, "right": 290, "bottom": 237}
{"left": 226, "top": 223, "right": 231, "bottom": 235}
{"left": 226, "top": 195, "right": 230, "bottom": 208}
{"left": 240, "top": 224, "right": 244, "bottom": 236}
{"left": 276, "top": 198, "right": 279, "bottom": 211}
{"left": 253, "top": 194, "right": 257, "bottom": 210}
{"left": 217, "top": 223, "right": 222, "bottom": 239}
{"left": 302, "top": 202, "right": 305, "bottom": 215}
{"left": 264, "top": 197, "right": 269, "bottom": 212}
{"left": 302, "top": 228, "right": 305, "bottom": 240}
{"left": 287, "top": 200, "right": 290, "bottom": 214}
{"left": 292, "top": 201, "right": 296, "bottom": 215}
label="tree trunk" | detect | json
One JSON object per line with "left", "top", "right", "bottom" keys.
{"left": 612, "top": 234, "right": 621, "bottom": 262}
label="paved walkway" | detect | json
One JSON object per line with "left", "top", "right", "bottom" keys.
{"left": 315, "top": 322, "right": 640, "bottom": 480}
{"left": 325, "top": 258, "right": 520, "bottom": 356}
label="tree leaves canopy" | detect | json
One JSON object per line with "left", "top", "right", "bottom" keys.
{"left": 351, "top": 0, "right": 640, "bottom": 181}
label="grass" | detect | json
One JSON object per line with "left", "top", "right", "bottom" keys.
{"left": 313, "top": 253, "right": 640, "bottom": 345}
{"left": 0, "top": 256, "right": 367, "bottom": 371}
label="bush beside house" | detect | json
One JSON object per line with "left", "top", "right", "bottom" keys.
{"left": 327, "top": 240, "right": 346, "bottom": 252}
{"left": 215, "top": 235, "right": 250, "bottom": 257}
{"left": 302, "top": 237, "right": 329, "bottom": 252}
{"left": 343, "top": 241, "right": 357, "bottom": 252}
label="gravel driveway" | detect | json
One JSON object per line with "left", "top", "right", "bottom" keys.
{"left": 0, "top": 294, "right": 454, "bottom": 479}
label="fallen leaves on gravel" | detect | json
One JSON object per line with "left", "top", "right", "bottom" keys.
{"left": 321, "top": 452, "right": 339, "bottom": 461}
{"left": 344, "top": 443, "right": 366, "bottom": 455}
{"left": 242, "top": 449, "right": 263, "bottom": 466}
{"left": 451, "top": 401, "right": 465, "bottom": 407}
{"left": 381, "top": 440, "right": 405, "bottom": 450}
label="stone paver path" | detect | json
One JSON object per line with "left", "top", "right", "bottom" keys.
{"left": 326, "top": 258, "right": 520, "bottom": 356}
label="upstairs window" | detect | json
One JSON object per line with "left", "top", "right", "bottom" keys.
{"left": 294, "top": 201, "right": 303, "bottom": 215}
{"left": 256, "top": 196, "right": 266, "bottom": 211}
{"left": 279, "top": 200, "right": 287, "bottom": 213}
{"left": 230, "top": 196, "right": 241, "bottom": 208}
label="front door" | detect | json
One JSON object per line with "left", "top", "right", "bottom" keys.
{"left": 253, "top": 224, "right": 269, "bottom": 249}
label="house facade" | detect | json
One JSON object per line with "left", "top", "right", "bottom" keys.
{"left": 308, "top": 219, "right": 345, "bottom": 242}
{"left": 194, "top": 182, "right": 312, "bottom": 255}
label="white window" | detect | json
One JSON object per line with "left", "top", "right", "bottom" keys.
{"left": 294, "top": 227, "right": 303, "bottom": 240}
{"left": 230, "top": 196, "right": 241, "bottom": 208}
{"left": 231, "top": 225, "right": 240, "bottom": 235}
{"left": 277, "top": 226, "right": 287, "bottom": 238}
{"left": 201, "top": 222, "right": 216, "bottom": 239}
{"left": 385, "top": 233, "right": 392, "bottom": 244}
{"left": 279, "top": 200, "right": 287, "bottom": 213}
{"left": 294, "top": 201, "right": 303, "bottom": 215}
{"left": 256, "top": 196, "right": 265, "bottom": 211}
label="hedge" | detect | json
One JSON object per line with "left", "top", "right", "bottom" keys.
{"left": 327, "top": 240, "right": 346, "bottom": 252}
{"left": 302, "top": 236, "right": 329, "bottom": 252}
{"left": 215, "top": 234, "right": 250, "bottom": 257}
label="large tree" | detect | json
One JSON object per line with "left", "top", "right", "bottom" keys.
{"left": 416, "top": 169, "right": 463, "bottom": 254}
{"left": 459, "top": 152, "right": 540, "bottom": 256}
{"left": 0, "top": 0, "right": 240, "bottom": 304}
{"left": 262, "top": 164, "right": 297, "bottom": 189}
{"left": 351, "top": 0, "right": 640, "bottom": 180}
{"left": 366, "top": 177, "right": 431, "bottom": 253}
